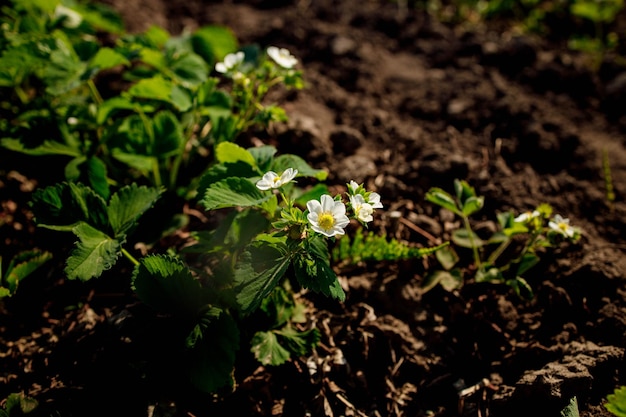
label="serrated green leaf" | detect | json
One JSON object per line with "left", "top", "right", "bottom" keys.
{"left": 196, "top": 161, "right": 259, "bottom": 199}
{"left": 200, "top": 177, "right": 271, "bottom": 211}
{"left": 30, "top": 182, "right": 109, "bottom": 232}
{"left": 108, "top": 183, "right": 162, "bottom": 237}
{"left": 131, "top": 254, "right": 208, "bottom": 318}
{"left": 276, "top": 325, "right": 321, "bottom": 357}
{"left": 293, "top": 236, "right": 345, "bottom": 301}
{"left": 186, "top": 310, "right": 239, "bottom": 393}
{"left": 250, "top": 330, "right": 291, "bottom": 366}
{"left": 215, "top": 142, "right": 256, "bottom": 166}
{"left": 560, "top": 396, "right": 579, "bottom": 417}
{"left": 65, "top": 222, "right": 120, "bottom": 281}
{"left": 606, "top": 386, "right": 626, "bottom": 417}
{"left": 233, "top": 238, "right": 290, "bottom": 315}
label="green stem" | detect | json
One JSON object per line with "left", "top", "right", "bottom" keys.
{"left": 121, "top": 248, "right": 140, "bottom": 266}
{"left": 87, "top": 79, "right": 103, "bottom": 105}
{"left": 462, "top": 215, "right": 482, "bottom": 270}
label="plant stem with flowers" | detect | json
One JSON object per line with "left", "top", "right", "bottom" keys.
{"left": 424, "top": 179, "right": 582, "bottom": 298}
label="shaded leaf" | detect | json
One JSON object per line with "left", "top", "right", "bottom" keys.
{"left": 65, "top": 222, "right": 120, "bottom": 281}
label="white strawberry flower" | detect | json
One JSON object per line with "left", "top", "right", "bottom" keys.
{"left": 307, "top": 195, "right": 350, "bottom": 237}
{"left": 267, "top": 46, "right": 298, "bottom": 69}
{"left": 215, "top": 51, "right": 245, "bottom": 74}
{"left": 256, "top": 168, "right": 298, "bottom": 190}
{"left": 367, "top": 192, "right": 383, "bottom": 209}
{"left": 548, "top": 214, "right": 578, "bottom": 239}
{"left": 349, "top": 194, "right": 374, "bottom": 223}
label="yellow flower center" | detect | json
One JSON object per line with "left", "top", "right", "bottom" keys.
{"left": 558, "top": 222, "right": 568, "bottom": 231}
{"left": 318, "top": 212, "right": 335, "bottom": 230}
{"left": 273, "top": 176, "right": 281, "bottom": 184}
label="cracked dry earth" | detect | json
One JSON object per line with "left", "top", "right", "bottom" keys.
{"left": 3, "top": 0, "right": 626, "bottom": 416}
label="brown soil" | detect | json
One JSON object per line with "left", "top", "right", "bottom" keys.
{"left": 2, "top": 1, "right": 626, "bottom": 416}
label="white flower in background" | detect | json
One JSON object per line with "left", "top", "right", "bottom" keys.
{"left": 54, "top": 4, "right": 83, "bottom": 28}
{"left": 307, "top": 195, "right": 350, "bottom": 237}
{"left": 548, "top": 214, "right": 578, "bottom": 238}
{"left": 349, "top": 194, "right": 374, "bottom": 223}
{"left": 256, "top": 168, "right": 298, "bottom": 190}
{"left": 215, "top": 51, "right": 245, "bottom": 74}
{"left": 514, "top": 210, "right": 540, "bottom": 223}
{"left": 367, "top": 192, "right": 383, "bottom": 209}
{"left": 267, "top": 46, "right": 298, "bottom": 69}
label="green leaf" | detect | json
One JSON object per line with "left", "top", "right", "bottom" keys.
{"left": 108, "top": 183, "right": 162, "bottom": 237}
{"left": 276, "top": 325, "right": 321, "bottom": 357}
{"left": 0, "top": 138, "right": 82, "bottom": 157}
{"left": 606, "top": 386, "right": 626, "bottom": 417}
{"left": 248, "top": 145, "right": 277, "bottom": 171}
{"left": 30, "top": 182, "right": 109, "bottom": 232}
{"left": 293, "top": 236, "right": 345, "bottom": 301}
{"left": 111, "top": 150, "right": 157, "bottom": 175}
{"left": 233, "top": 238, "right": 291, "bottom": 315}
{"left": 435, "top": 245, "right": 459, "bottom": 270}
{"left": 271, "top": 154, "right": 327, "bottom": 181}
{"left": 421, "top": 269, "right": 463, "bottom": 293}
{"left": 170, "top": 85, "right": 192, "bottom": 112}
{"left": 560, "top": 396, "right": 579, "bottom": 417}
{"left": 507, "top": 276, "right": 534, "bottom": 300}
{"left": 293, "top": 183, "right": 330, "bottom": 207}
{"left": 196, "top": 161, "right": 259, "bottom": 199}
{"left": 152, "top": 111, "right": 183, "bottom": 157}
{"left": 186, "top": 310, "right": 239, "bottom": 393}
{"left": 97, "top": 96, "right": 138, "bottom": 125}
{"left": 200, "top": 177, "right": 271, "bottom": 211}
{"left": 451, "top": 229, "right": 484, "bottom": 248}
{"left": 461, "top": 196, "right": 484, "bottom": 216}
{"left": 170, "top": 52, "right": 209, "bottom": 88}
{"left": 425, "top": 187, "right": 461, "bottom": 216}
{"left": 2, "top": 250, "right": 53, "bottom": 296}
{"left": 515, "top": 253, "right": 540, "bottom": 276}
{"left": 127, "top": 75, "right": 173, "bottom": 102}
{"left": 191, "top": 25, "right": 239, "bottom": 65}
{"left": 131, "top": 254, "right": 208, "bottom": 318}
{"left": 250, "top": 331, "right": 291, "bottom": 366}
{"left": 215, "top": 142, "right": 256, "bottom": 167}
{"left": 89, "top": 47, "right": 130, "bottom": 72}
{"left": 65, "top": 222, "right": 120, "bottom": 281}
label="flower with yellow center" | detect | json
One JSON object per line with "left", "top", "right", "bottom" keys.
{"left": 307, "top": 195, "right": 350, "bottom": 237}
{"left": 256, "top": 168, "right": 298, "bottom": 190}
{"left": 548, "top": 214, "right": 578, "bottom": 239}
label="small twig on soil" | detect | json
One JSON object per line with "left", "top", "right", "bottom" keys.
{"left": 398, "top": 217, "right": 439, "bottom": 244}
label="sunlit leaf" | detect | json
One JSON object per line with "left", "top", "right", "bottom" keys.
{"left": 65, "top": 222, "right": 120, "bottom": 281}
